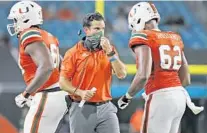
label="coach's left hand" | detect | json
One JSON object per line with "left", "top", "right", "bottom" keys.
{"left": 100, "top": 37, "right": 112, "bottom": 54}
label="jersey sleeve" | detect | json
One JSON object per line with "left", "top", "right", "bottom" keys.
{"left": 20, "top": 29, "right": 43, "bottom": 49}
{"left": 60, "top": 49, "right": 76, "bottom": 80}
{"left": 129, "top": 32, "right": 149, "bottom": 48}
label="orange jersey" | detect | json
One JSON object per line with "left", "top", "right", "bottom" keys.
{"left": 61, "top": 42, "right": 113, "bottom": 102}
{"left": 129, "top": 30, "right": 184, "bottom": 94}
{"left": 18, "top": 28, "right": 60, "bottom": 92}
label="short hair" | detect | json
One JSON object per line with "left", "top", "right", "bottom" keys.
{"left": 83, "top": 12, "right": 104, "bottom": 27}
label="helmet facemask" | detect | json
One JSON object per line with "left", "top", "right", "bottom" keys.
{"left": 7, "top": 17, "right": 21, "bottom": 36}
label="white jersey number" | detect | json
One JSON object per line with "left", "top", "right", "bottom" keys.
{"left": 159, "top": 45, "right": 182, "bottom": 70}
{"left": 50, "top": 44, "right": 60, "bottom": 68}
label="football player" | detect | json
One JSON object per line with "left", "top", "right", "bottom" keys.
{"left": 118, "top": 2, "right": 204, "bottom": 133}
{"left": 7, "top": 1, "right": 68, "bottom": 133}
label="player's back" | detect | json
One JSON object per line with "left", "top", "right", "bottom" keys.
{"left": 18, "top": 27, "right": 60, "bottom": 92}
{"left": 129, "top": 30, "right": 184, "bottom": 94}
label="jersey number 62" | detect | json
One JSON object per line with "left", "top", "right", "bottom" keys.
{"left": 159, "top": 45, "right": 182, "bottom": 70}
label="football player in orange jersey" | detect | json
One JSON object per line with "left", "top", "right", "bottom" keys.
{"left": 7, "top": 1, "right": 68, "bottom": 133}
{"left": 118, "top": 2, "right": 204, "bottom": 133}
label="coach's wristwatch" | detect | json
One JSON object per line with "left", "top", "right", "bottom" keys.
{"left": 107, "top": 50, "right": 116, "bottom": 57}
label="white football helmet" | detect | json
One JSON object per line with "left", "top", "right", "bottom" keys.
{"left": 128, "top": 2, "right": 160, "bottom": 31}
{"left": 7, "top": 1, "right": 43, "bottom": 36}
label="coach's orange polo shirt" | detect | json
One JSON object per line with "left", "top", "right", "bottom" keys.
{"left": 61, "top": 41, "right": 113, "bottom": 102}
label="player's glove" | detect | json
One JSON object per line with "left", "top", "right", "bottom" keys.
{"left": 118, "top": 93, "right": 133, "bottom": 109}
{"left": 15, "top": 92, "right": 31, "bottom": 108}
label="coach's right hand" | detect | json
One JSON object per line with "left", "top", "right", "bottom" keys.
{"left": 79, "top": 89, "right": 96, "bottom": 101}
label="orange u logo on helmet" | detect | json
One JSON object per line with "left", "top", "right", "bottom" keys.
{"left": 19, "top": 7, "right": 29, "bottom": 14}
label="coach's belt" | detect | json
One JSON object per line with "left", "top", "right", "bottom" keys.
{"left": 39, "top": 87, "right": 61, "bottom": 93}
{"left": 73, "top": 100, "right": 110, "bottom": 106}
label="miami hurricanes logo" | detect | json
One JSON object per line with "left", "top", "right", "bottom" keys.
{"left": 19, "top": 7, "right": 29, "bottom": 14}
